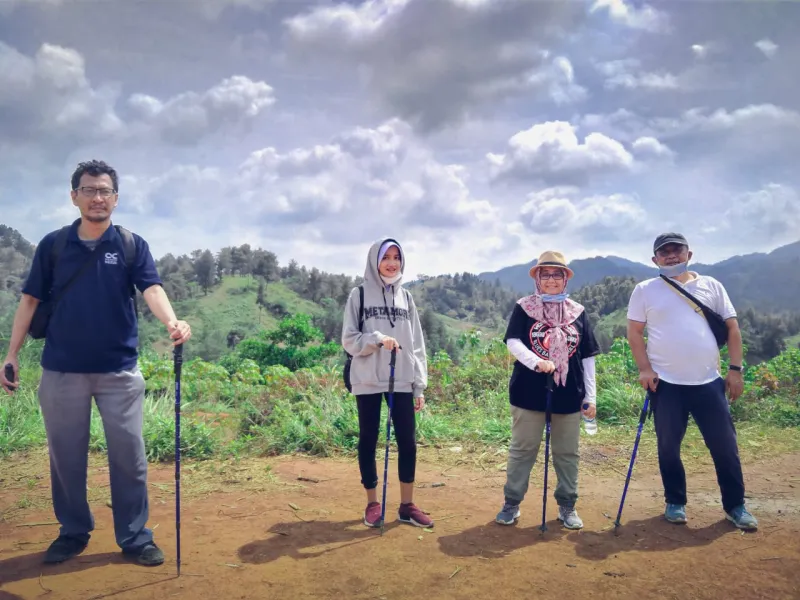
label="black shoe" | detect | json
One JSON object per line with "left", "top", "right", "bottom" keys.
{"left": 43, "top": 535, "right": 88, "bottom": 564}
{"left": 123, "top": 542, "right": 165, "bottom": 566}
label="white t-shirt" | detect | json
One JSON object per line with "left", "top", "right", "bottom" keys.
{"left": 627, "top": 274, "right": 736, "bottom": 385}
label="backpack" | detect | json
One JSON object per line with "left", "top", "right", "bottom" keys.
{"left": 28, "top": 224, "right": 137, "bottom": 340}
{"left": 342, "top": 284, "right": 411, "bottom": 394}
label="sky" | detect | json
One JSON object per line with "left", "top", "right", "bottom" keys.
{"left": 1, "top": 0, "right": 798, "bottom": 281}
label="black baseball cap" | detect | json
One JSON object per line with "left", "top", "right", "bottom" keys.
{"left": 653, "top": 232, "right": 688, "bottom": 253}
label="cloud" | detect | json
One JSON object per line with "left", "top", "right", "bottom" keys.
{"left": 589, "top": 0, "right": 669, "bottom": 32}
{"left": 487, "top": 121, "right": 635, "bottom": 186}
{"left": 0, "top": 41, "right": 276, "bottom": 152}
{"left": 519, "top": 187, "right": 650, "bottom": 244}
{"left": 755, "top": 39, "right": 778, "bottom": 59}
{"left": 284, "top": 0, "right": 587, "bottom": 133}
{"left": 595, "top": 59, "right": 679, "bottom": 91}
{"left": 631, "top": 136, "right": 674, "bottom": 161}
{"left": 116, "top": 118, "right": 499, "bottom": 262}
{"left": 127, "top": 75, "right": 276, "bottom": 145}
{"left": 720, "top": 183, "right": 799, "bottom": 244}
{"left": 0, "top": 42, "right": 124, "bottom": 144}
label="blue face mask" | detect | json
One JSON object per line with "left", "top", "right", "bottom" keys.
{"left": 541, "top": 292, "right": 569, "bottom": 303}
{"left": 659, "top": 261, "right": 689, "bottom": 277}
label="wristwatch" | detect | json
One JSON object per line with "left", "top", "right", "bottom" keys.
{"left": 728, "top": 364, "right": 742, "bottom": 372}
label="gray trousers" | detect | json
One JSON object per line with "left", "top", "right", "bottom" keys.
{"left": 38, "top": 367, "right": 153, "bottom": 551}
{"left": 503, "top": 405, "right": 582, "bottom": 507}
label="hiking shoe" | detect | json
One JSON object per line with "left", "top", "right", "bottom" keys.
{"left": 398, "top": 502, "right": 433, "bottom": 528}
{"left": 664, "top": 503, "right": 687, "bottom": 524}
{"left": 363, "top": 501, "right": 383, "bottom": 528}
{"left": 123, "top": 542, "right": 164, "bottom": 566}
{"left": 726, "top": 505, "right": 758, "bottom": 531}
{"left": 495, "top": 501, "right": 521, "bottom": 526}
{"left": 558, "top": 505, "right": 584, "bottom": 530}
{"left": 43, "top": 535, "right": 88, "bottom": 564}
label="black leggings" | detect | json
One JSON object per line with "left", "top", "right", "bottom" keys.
{"left": 356, "top": 392, "right": 417, "bottom": 489}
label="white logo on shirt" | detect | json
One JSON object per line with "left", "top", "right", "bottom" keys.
{"left": 104, "top": 252, "right": 119, "bottom": 265}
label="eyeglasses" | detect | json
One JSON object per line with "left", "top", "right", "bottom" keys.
{"left": 539, "top": 272, "right": 565, "bottom": 280}
{"left": 75, "top": 186, "right": 116, "bottom": 198}
{"left": 656, "top": 245, "right": 686, "bottom": 258}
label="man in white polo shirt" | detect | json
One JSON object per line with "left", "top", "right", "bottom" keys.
{"left": 626, "top": 232, "right": 757, "bottom": 531}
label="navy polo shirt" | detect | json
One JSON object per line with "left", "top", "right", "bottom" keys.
{"left": 22, "top": 220, "right": 163, "bottom": 374}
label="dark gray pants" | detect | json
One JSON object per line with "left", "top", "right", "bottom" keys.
{"left": 38, "top": 367, "right": 153, "bottom": 551}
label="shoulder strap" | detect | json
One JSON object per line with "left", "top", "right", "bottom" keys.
{"left": 660, "top": 275, "right": 705, "bottom": 319}
{"left": 358, "top": 285, "right": 364, "bottom": 332}
{"left": 114, "top": 225, "right": 138, "bottom": 315}
{"left": 114, "top": 225, "right": 136, "bottom": 270}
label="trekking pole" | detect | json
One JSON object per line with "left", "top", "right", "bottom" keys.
{"left": 380, "top": 347, "right": 398, "bottom": 536}
{"left": 540, "top": 372, "right": 555, "bottom": 534}
{"left": 173, "top": 343, "right": 184, "bottom": 575}
{"left": 614, "top": 391, "right": 651, "bottom": 531}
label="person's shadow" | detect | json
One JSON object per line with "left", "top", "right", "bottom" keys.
{"left": 0, "top": 551, "right": 176, "bottom": 599}
{"left": 237, "top": 519, "right": 395, "bottom": 565}
{"left": 0, "top": 551, "right": 122, "bottom": 587}
{"left": 566, "top": 515, "right": 736, "bottom": 561}
{"left": 438, "top": 518, "right": 568, "bottom": 559}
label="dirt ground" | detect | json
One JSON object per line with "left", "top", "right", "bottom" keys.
{"left": 1, "top": 445, "right": 798, "bottom": 600}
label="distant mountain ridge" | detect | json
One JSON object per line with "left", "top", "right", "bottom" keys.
{"left": 478, "top": 240, "right": 800, "bottom": 313}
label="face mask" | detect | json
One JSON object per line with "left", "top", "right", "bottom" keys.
{"left": 381, "top": 272, "right": 402, "bottom": 285}
{"left": 659, "top": 261, "right": 688, "bottom": 277}
{"left": 541, "top": 292, "right": 568, "bottom": 303}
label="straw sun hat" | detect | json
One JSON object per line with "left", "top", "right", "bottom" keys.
{"left": 528, "top": 250, "right": 574, "bottom": 280}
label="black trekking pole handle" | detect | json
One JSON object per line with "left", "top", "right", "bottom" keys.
{"left": 4, "top": 363, "right": 17, "bottom": 392}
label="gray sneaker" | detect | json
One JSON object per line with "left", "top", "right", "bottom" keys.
{"left": 495, "top": 501, "right": 521, "bottom": 525}
{"left": 726, "top": 505, "right": 758, "bottom": 531}
{"left": 558, "top": 505, "right": 583, "bottom": 529}
{"left": 664, "top": 503, "right": 687, "bottom": 524}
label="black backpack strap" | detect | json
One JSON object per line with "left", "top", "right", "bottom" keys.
{"left": 47, "top": 226, "right": 71, "bottom": 297}
{"left": 114, "top": 225, "right": 138, "bottom": 315}
{"left": 358, "top": 284, "right": 364, "bottom": 331}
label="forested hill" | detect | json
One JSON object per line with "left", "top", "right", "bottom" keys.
{"left": 0, "top": 225, "right": 798, "bottom": 365}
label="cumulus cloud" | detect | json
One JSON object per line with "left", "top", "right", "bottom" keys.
{"left": 284, "top": 0, "right": 587, "bottom": 133}
{"left": 120, "top": 118, "right": 497, "bottom": 250}
{"left": 0, "top": 41, "right": 275, "bottom": 151}
{"left": 595, "top": 59, "right": 679, "bottom": 91}
{"left": 720, "top": 183, "right": 800, "bottom": 244}
{"left": 519, "top": 187, "right": 650, "bottom": 244}
{"left": 589, "top": 0, "right": 669, "bottom": 32}
{"left": 0, "top": 42, "right": 124, "bottom": 144}
{"left": 487, "top": 121, "right": 634, "bottom": 186}
{"left": 755, "top": 39, "right": 778, "bottom": 59}
{"left": 631, "top": 136, "right": 675, "bottom": 161}
{"left": 126, "top": 75, "right": 276, "bottom": 145}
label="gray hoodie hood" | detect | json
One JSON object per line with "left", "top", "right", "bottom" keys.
{"left": 364, "top": 237, "right": 405, "bottom": 290}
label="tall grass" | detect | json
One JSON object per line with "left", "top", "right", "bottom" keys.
{"left": 2, "top": 336, "right": 799, "bottom": 461}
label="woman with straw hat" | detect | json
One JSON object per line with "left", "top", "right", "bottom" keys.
{"left": 495, "top": 250, "right": 601, "bottom": 529}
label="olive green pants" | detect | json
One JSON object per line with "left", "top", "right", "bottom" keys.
{"left": 503, "top": 405, "right": 581, "bottom": 507}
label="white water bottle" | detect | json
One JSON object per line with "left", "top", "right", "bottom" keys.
{"left": 582, "top": 402, "right": 597, "bottom": 435}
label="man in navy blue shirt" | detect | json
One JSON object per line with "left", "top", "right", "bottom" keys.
{"left": 0, "top": 160, "right": 192, "bottom": 567}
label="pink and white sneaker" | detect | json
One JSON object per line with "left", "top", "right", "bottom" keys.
{"left": 398, "top": 503, "right": 433, "bottom": 528}
{"left": 364, "top": 502, "right": 383, "bottom": 528}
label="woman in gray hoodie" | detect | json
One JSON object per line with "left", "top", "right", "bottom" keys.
{"left": 341, "top": 237, "right": 432, "bottom": 529}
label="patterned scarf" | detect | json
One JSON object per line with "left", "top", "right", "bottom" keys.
{"left": 517, "top": 271, "right": 584, "bottom": 387}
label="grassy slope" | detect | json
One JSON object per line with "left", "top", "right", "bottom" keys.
{"left": 150, "top": 277, "right": 323, "bottom": 353}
